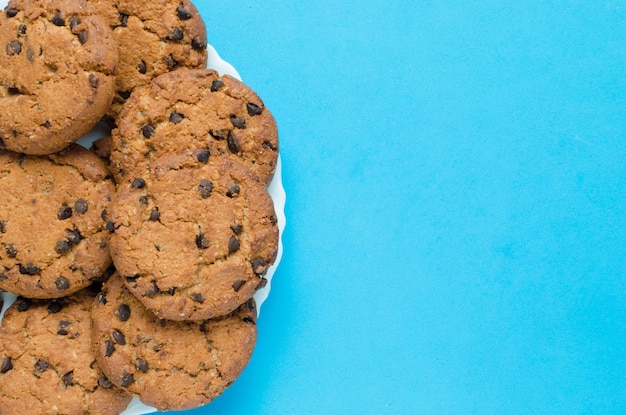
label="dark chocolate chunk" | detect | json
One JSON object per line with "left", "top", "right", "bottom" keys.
{"left": 121, "top": 371, "right": 135, "bottom": 387}
{"left": 196, "top": 149, "right": 210, "bottom": 163}
{"left": 66, "top": 229, "right": 82, "bottom": 244}
{"left": 163, "top": 54, "right": 178, "bottom": 68}
{"left": 6, "top": 40, "right": 21, "bottom": 56}
{"left": 104, "top": 340, "right": 115, "bottom": 357}
{"left": 101, "top": 208, "right": 108, "bottom": 221}
{"left": 7, "top": 86, "right": 18, "bottom": 95}
{"left": 69, "top": 16, "right": 81, "bottom": 31}
{"left": 5, "top": 8, "right": 19, "bottom": 18}
{"left": 210, "top": 79, "right": 224, "bottom": 92}
{"left": 5, "top": 244, "right": 17, "bottom": 258}
{"left": 74, "top": 199, "right": 88, "bottom": 214}
{"left": 191, "top": 38, "right": 206, "bottom": 50}
{"left": 230, "top": 115, "right": 246, "bottom": 129}
{"left": 145, "top": 280, "right": 159, "bottom": 296}
{"left": 58, "top": 320, "right": 71, "bottom": 336}
{"left": 252, "top": 258, "right": 268, "bottom": 275}
{"left": 226, "top": 182, "right": 240, "bottom": 198}
{"left": 125, "top": 275, "right": 138, "bottom": 284}
{"left": 118, "top": 304, "right": 131, "bottom": 321}
{"left": 1, "top": 358, "right": 13, "bottom": 373}
{"left": 55, "top": 240, "right": 71, "bottom": 254}
{"left": 34, "top": 359, "right": 49, "bottom": 373}
{"left": 111, "top": 329, "right": 126, "bottom": 345}
{"left": 17, "top": 24, "right": 26, "bottom": 36}
{"left": 19, "top": 263, "right": 40, "bottom": 275}
{"left": 230, "top": 223, "right": 243, "bottom": 234}
{"left": 51, "top": 12, "right": 65, "bottom": 26}
{"left": 139, "top": 195, "right": 149, "bottom": 205}
{"left": 198, "top": 179, "right": 213, "bottom": 198}
{"left": 58, "top": 205, "right": 73, "bottom": 220}
{"left": 0, "top": 221, "right": 6, "bottom": 233}
{"left": 131, "top": 178, "right": 146, "bottom": 188}
{"left": 97, "top": 291, "right": 107, "bottom": 305}
{"left": 98, "top": 373, "right": 113, "bottom": 388}
{"left": 141, "top": 125, "right": 155, "bottom": 138}
{"left": 16, "top": 298, "right": 30, "bottom": 312}
{"left": 191, "top": 293, "right": 204, "bottom": 303}
{"left": 176, "top": 6, "right": 192, "bottom": 20}
{"left": 167, "top": 27, "right": 184, "bottom": 41}
{"left": 77, "top": 30, "right": 88, "bottom": 44}
{"left": 169, "top": 111, "right": 184, "bottom": 124}
{"left": 232, "top": 280, "right": 245, "bottom": 292}
{"left": 246, "top": 103, "right": 263, "bottom": 116}
{"left": 228, "top": 236, "right": 240, "bottom": 254}
{"left": 120, "top": 13, "right": 129, "bottom": 27}
{"left": 263, "top": 140, "right": 278, "bottom": 151}
{"left": 62, "top": 371, "right": 74, "bottom": 386}
{"left": 149, "top": 208, "right": 160, "bottom": 221}
{"left": 47, "top": 299, "right": 66, "bottom": 314}
{"left": 43, "top": 120, "right": 51, "bottom": 128}
{"left": 135, "top": 358, "right": 149, "bottom": 373}
{"left": 227, "top": 131, "right": 241, "bottom": 154}
{"left": 89, "top": 73, "right": 99, "bottom": 88}
{"left": 55, "top": 277, "right": 70, "bottom": 290}
{"left": 195, "top": 233, "right": 209, "bottom": 249}
{"left": 119, "top": 90, "right": 131, "bottom": 100}
{"left": 138, "top": 60, "right": 147, "bottom": 74}
{"left": 106, "top": 221, "right": 115, "bottom": 233}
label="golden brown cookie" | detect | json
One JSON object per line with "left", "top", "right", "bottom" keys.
{"left": 0, "top": 144, "right": 116, "bottom": 298}
{"left": 108, "top": 153, "right": 278, "bottom": 320}
{"left": 86, "top": 0, "right": 208, "bottom": 118}
{"left": 110, "top": 68, "right": 278, "bottom": 185}
{"left": 0, "top": 0, "right": 118, "bottom": 155}
{"left": 92, "top": 273, "right": 257, "bottom": 411}
{"left": 0, "top": 290, "right": 132, "bottom": 415}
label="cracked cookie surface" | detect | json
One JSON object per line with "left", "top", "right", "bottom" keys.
{"left": 109, "top": 153, "right": 278, "bottom": 320}
{"left": 0, "top": 0, "right": 118, "bottom": 155}
{"left": 0, "top": 144, "right": 116, "bottom": 298}
{"left": 91, "top": 273, "right": 257, "bottom": 411}
{"left": 0, "top": 289, "right": 132, "bottom": 415}
{"left": 86, "top": 0, "right": 207, "bottom": 118}
{"left": 110, "top": 68, "right": 278, "bottom": 185}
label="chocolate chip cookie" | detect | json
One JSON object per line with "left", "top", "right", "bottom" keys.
{"left": 108, "top": 153, "right": 278, "bottom": 320}
{"left": 0, "top": 144, "right": 116, "bottom": 298}
{"left": 110, "top": 68, "right": 278, "bottom": 185}
{"left": 0, "top": 0, "right": 118, "bottom": 155}
{"left": 86, "top": 0, "right": 208, "bottom": 118}
{"left": 92, "top": 273, "right": 257, "bottom": 411}
{"left": 0, "top": 290, "right": 132, "bottom": 415}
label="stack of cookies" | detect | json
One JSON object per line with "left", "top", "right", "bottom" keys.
{"left": 0, "top": 0, "right": 279, "bottom": 413}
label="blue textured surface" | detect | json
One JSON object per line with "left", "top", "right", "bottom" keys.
{"left": 188, "top": 2, "right": 626, "bottom": 414}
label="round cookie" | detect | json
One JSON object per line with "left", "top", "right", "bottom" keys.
{"left": 110, "top": 68, "right": 278, "bottom": 185}
{"left": 86, "top": 0, "right": 208, "bottom": 118}
{"left": 109, "top": 153, "right": 278, "bottom": 320}
{"left": 0, "top": 290, "right": 132, "bottom": 415}
{"left": 0, "top": 144, "right": 116, "bottom": 298}
{"left": 0, "top": 0, "right": 118, "bottom": 155}
{"left": 92, "top": 273, "right": 257, "bottom": 411}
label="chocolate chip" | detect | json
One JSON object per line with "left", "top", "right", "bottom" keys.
{"left": 230, "top": 115, "right": 246, "bottom": 129}
{"left": 0, "top": 221, "right": 6, "bottom": 233}
{"left": 62, "top": 371, "right": 73, "bottom": 386}
{"left": 176, "top": 6, "right": 192, "bottom": 20}
{"left": 7, "top": 86, "right": 18, "bottom": 95}
{"left": 58, "top": 205, "right": 73, "bottom": 220}
{"left": 209, "top": 129, "right": 228, "bottom": 140}
{"left": 119, "top": 90, "right": 131, "bottom": 99}
{"left": 89, "top": 73, "right": 99, "bottom": 88}
{"left": 98, "top": 373, "right": 113, "bottom": 388}
{"left": 97, "top": 291, "right": 107, "bottom": 305}
{"left": 210, "top": 79, "right": 224, "bottom": 92}
{"left": 226, "top": 182, "right": 240, "bottom": 198}
{"left": 48, "top": 299, "right": 66, "bottom": 314}
{"left": 1, "top": 358, "right": 13, "bottom": 373}
{"left": 145, "top": 280, "right": 159, "bottom": 296}
{"left": 135, "top": 358, "right": 149, "bottom": 372}
{"left": 54, "top": 240, "right": 70, "bottom": 254}
{"left": 58, "top": 320, "right": 71, "bottom": 336}
{"left": 137, "top": 60, "right": 147, "bottom": 74}
{"left": 6, "top": 40, "right": 21, "bottom": 55}
{"left": 69, "top": 16, "right": 81, "bottom": 31}
{"left": 196, "top": 149, "right": 210, "bottom": 163}
{"left": 246, "top": 103, "right": 263, "bottom": 116}
{"left": 16, "top": 298, "right": 30, "bottom": 312}
{"left": 227, "top": 131, "right": 241, "bottom": 154}
{"left": 228, "top": 236, "right": 240, "bottom": 254}
{"left": 5, "top": 244, "right": 17, "bottom": 258}
{"left": 78, "top": 30, "right": 88, "bottom": 44}
{"left": 139, "top": 195, "right": 149, "bottom": 205}
{"left": 256, "top": 277, "right": 268, "bottom": 290}
{"left": 198, "top": 179, "right": 213, "bottom": 198}
{"left": 167, "top": 27, "right": 184, "bottom": 41}
{"left": 191, "top": 293, "right": 204, "bottom": 303}
{"left": 19, "top": 263, "right": 40, "bottom": 275}
{"left": 163, "top": 54, "right": 178, "bottom": 68}
{"left": 6, "top": 8, "right": 19, "bottom": 18}
{"left": 149, "top": 208, "right": 160, "bottom": 221}
{"left": 263, "top": 140, "right": 278, "bottom": 151}
{"left": 195, "top": 233, "right": 209, "bottom": 249}
{"left": 100, "top": 242, "right": 108, "bottom": 249}
{"left": 17, "top": 24, "right": 26, "bottom": 36}
{"left": 104, "top": 340, "right": 115, "bottom": 357}
{"left": 141, "top": 125, "right": 155, "bottom": 138}
{"left": 34, "top": 359, "right": 49, "bottom": 373}
{"left": 51, "top": 12, "right": 65, "bottom": 26}
{"left": 125, "top": 275, "right": 138, "bottom": 285}
{"left": 43, "top": 120, "right": 51, "bottom": 128}
{"left": 191, "top": 38, "right": 206, "bottom": 50}
{"left": 112, "top": 329, "right": 126, "bottom": 345}
{"left": 101, "top": 208, "right": 108, "bottom": 221}
{"left": 230, "top": 223, "right": 243, "bottom": 234}
{"left": 55, "top": 277, "right": 69, "bottom": 290}
{"left": 120, "top": 13, "right": 129, "bottom": 27}
{"left": 169, "top": 112, "right": 184, "bottom": 124}
{"left": 66, "top": 229, "right": 82, "bottom": 244}
{"left": 74, "top": 199, "right": 88, "bottom": 214}
{"left": 232, "top": 280, "right": 245, "bottom": 292}
{"left": 118, "top": 304, "right": 131, "bottom": 321}
{"left": 121, "top": 371, "right": 135, "bottom": 387}
{"left": 106, "top": 221, "right": 115, "bottom": 233}
{"left": 131, "top": 178, "right": 146, "bottom": 188}
{"left": 252, "top": 258, "right": 268, "bottom": 275}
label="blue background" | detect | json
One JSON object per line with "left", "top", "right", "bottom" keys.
{"left": 188, "top": 2, "right": 626, "bottom": 414}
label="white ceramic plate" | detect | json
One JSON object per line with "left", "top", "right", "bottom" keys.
{"left": 0, "top": 4, "right": 285, "bottom": 413}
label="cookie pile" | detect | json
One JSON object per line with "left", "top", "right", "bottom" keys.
{"left": 0, "top": 0, "right": 279, "bottom": 413}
